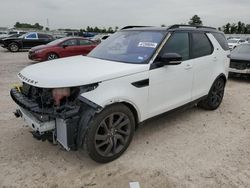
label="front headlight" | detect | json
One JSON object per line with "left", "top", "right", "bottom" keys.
{"left": 80, "top": 83, "right": 99, "bottom": 93}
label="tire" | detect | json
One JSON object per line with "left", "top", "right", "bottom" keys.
{"left": 8, "top": 43, "right": 19, "bottom": 52}
{"left": 47, "top": 53, "right": 59, "bottom": 60}
{"left": 84, "top": 103, "right": 135, "bottom": 163}
{"left": 198, "top": 77, "right": 225, "bottom": 110}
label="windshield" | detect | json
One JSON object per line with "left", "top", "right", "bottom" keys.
{"left": 228, "top": 39, "right": 239, "bottom": 44}
{"left": 88, "top": 30, "right": 165, "bottom": 64}
{"left": 47, "top": 38, "right": 65, "bottom": 45}
{"left": 232, "top": 44, "right": 250, "bottom": 54}
{"left": 18, "top": 34, "right": 26, "bottom": 38}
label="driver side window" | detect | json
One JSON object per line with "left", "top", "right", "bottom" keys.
{"left": 26, "top": 33, "right": 37, "bottom": 39}
{"left": 160, "top": 32, "right": 189, "bottom": 61}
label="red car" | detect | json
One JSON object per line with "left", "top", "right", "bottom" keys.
{"left": 28, "top": 37, "right": 98, "bottom": 61}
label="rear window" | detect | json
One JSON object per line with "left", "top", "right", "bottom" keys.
{"left": 191, "top": 33, "right": 213, "bottom": 58}
{"left": 38, "top": 33, "right": 52, "bottom": 39}
{"left": 212, "top": 33, "right": 229, "bottom": 51}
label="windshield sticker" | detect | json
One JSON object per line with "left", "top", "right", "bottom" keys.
{"left": 138, "top": 56, "right": 144, "bottom": 60}
{"left": 138, "top": 42, "right": 158, "bottom": 48}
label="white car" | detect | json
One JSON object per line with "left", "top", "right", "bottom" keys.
{"left": 11, "top": 25, "right": 230, "bottom": 163}
{"left": 228, "top": 38, "right": 247, "bottom": 50}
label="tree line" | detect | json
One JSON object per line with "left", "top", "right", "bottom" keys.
{"left": 184, "top": 15, "right": 250, "bottom": 34}
{"left": 219, "top": 22, "right": 250, "bottom": 34}
{"left": 13, "top": 22, "right": 118, "bottom": 33}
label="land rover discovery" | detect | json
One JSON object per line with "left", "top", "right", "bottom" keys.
{"left": 11, "top": 25, "right": 230, "bottom": 163}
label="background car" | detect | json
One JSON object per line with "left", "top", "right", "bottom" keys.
{"left": 228, "top": 38, "right": 247, "bottom": 50}
{"left": 28, "top": 37, "right": 99, "bottom": 61}
{"left": 229, "top": 43, "right": 250, "bottom": 77}
{"left": 1, "top": 32, "right": 54, "bottom": 52}
{"left": 91, "top": 34, "right": 110, "bottom": 43}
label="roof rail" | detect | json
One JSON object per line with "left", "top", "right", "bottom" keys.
{"left": 121, "top": 26, "right": 152, "bottom": 30}
{"left": 168, "top": 24, "right": 216, "bottom": 30}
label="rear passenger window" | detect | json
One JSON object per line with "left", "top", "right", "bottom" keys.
{"left": 211, "top": 33, "right": 229, "bottom": 50}
{"left": 38, "top": 34, "right": 50, "bottom": 39}
{"left": 191, "top": 33, "right": 213, "bottom": 58}
{"left": 160, "top": 32, "right": 189, "bottom": 61}
{"left": 79, "top": 39, "right": 92, "bottom": 45}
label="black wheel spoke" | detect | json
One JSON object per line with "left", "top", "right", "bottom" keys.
{"left": 117, "top": 129, "right": 129, "bottom": 136}
{"left": 108, "top": 114, "right": 114, "bottom": 128}
{"left": 117, "top": 118, "right": 129, "bottom": 129}
{"left": 113, "top": 114, "right": 125, "bottom": 127}
{"left": 104, "top": 139, "right": 113, "bottom": 155}
{"left": 116, "top": 134, "right": 125, "bottom": 145}
{"left": 101, "top": 122, "right": 109, "bottom": 133}
{"left": 96, "top": 140, "right": 109, "bottom": 148}
{"left": 95, "top": 134, "right": 108, "bottom": 141}
{"left": 112, "top": 137, "right": 118, "bottom": 153}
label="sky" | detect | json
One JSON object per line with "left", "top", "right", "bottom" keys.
{"left": 0, "top": 0, "right": 250, "bottom": 30}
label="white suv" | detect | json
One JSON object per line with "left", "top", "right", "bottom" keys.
{"left": 11, "top": 25, "right": 230, "bottom": 163}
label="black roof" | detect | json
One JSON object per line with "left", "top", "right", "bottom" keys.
{"left": 121, "top": 25, "right": 222, "bottom": 34}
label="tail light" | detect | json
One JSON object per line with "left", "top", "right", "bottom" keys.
{"left": 52, "top": 88, "right": 70, "bottom": 106}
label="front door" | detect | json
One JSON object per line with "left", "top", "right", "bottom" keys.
{"left": 148, "top": 32, "right": 194, "bottom": 118}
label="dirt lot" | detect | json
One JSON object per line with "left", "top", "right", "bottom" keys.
{"left": 0, "top": 48, "right": 250, "bottom": 188}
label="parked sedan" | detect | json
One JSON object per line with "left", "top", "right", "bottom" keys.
{"left": 228, "top": 38, "right": 247, "bottom": 50}
{"left": 229, "top": 44, "right": 250, "bottom": 76}
{"left": 1, "top": 32, "right": 54, "bottom": 52}
{"left": 28, "top": 37, "right": 98, "bottom": 61}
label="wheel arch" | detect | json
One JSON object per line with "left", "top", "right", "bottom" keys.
{"left": 102, "top": 99, "right": 141, "bottom": 128}
{"left": 215, "top": 73, "right": 227, "bottom": 85}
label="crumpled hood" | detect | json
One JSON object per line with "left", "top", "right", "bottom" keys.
{"left": 18, "top": 56, "right": 149, "bottom": 88}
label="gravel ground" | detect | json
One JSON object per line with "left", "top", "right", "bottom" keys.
{"left": 0, "top": 48, "right": 250, "bottom": 188}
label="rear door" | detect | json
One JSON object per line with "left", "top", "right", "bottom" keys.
{"left": 190, "top": 32, "right": 214, "bottom": 100}
{"left": 37, "top": 33, "right": 53, "bottom": 45}
{"left": 77, "top": 39, "right": 96, "bottom": 55}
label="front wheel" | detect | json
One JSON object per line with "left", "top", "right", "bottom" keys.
{"left": 84, "top": 104, "right": 135, "bottom": 163}
{"left": 198, "top": 77, "right": 225, "bottom": 110}
{"left": 47, "top": 53, "right": 59, "bottom": 60}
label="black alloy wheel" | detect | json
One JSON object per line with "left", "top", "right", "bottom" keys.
{"left": 198, "top": 77, "right": 225, "bottom": 110}
{"left": 94, "top": 112, "right": 131, "bottom": 157}
{"left": 84, "top": 104, "right": 135, "bottom": 163}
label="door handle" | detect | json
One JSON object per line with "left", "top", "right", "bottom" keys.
{"left": 185, "top": 64, "right": 192, "bottom": 70}
{"left": 213, "top": 57, "right": 217, "bottom": 62}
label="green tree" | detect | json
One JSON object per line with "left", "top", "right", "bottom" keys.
{"left": 230, "top": 24, "right": 237, "bottom": 34}
{"left": 188, "top": 15, "right": 203, "bottom": 26}
{"left": 107, "top": 27, "right": 113, "bottom": 33}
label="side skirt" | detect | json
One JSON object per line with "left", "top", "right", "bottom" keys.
{"left": 140, "top": 95, "right": 207, "bottom": 125}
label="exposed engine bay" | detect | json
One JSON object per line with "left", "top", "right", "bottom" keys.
{"left": 11, "top": 82, "right": 100, "bottom": 151}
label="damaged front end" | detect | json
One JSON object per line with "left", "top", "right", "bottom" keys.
{"left": 10, "top": 82, "right": 100, "bottom": 151}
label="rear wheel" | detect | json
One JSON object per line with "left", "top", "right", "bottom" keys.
{"left": 8, "top": 43, "right": 19, "bottom": 52}
{"left": 198, "top": 77, "right": 225, "bottom": 110}
{"left": 84, "top": 104, "right": 135, "bottom": 163}
{"left": 47, "top": 53, "right": 58, "bottom": 60}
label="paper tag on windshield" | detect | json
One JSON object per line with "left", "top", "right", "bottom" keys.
{"left": 138, "top": 42, "right": 157, "bottom": 48}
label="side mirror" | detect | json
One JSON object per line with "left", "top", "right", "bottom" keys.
{"left": 156, "top": 53, "right": 182, "bottom": 66}
{"left": 62, "top": 44, "right": 68, "bottom": 48}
